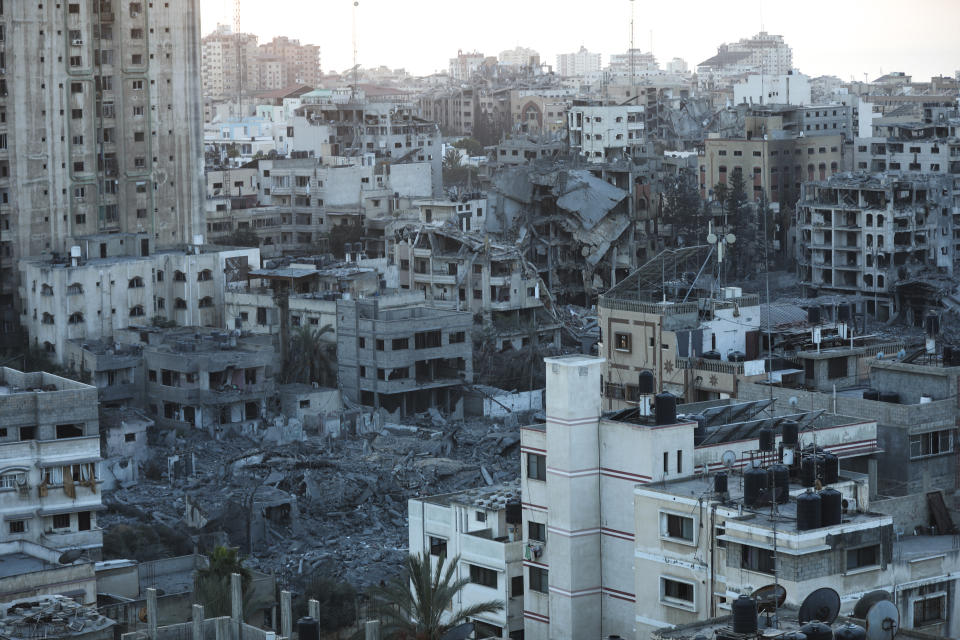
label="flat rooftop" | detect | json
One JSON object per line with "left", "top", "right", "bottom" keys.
{"left": 0, "top": 554, "right": 55, "bottom": 580}
{"left": 0, "top": 368, "right": 95, "bottom": 396}
{"left": 422, "top": 481, "right": 521, "bottom": 510}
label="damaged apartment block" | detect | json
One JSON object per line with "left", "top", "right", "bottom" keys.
{"left": 337, "top": 298, "right": 473, "bottom": 416}
{"left": 393, "top": 224, "right": 560, "bottom": 350}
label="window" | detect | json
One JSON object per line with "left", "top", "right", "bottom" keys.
{"left": 529, "top": 567, "right": 548, "bottom": 594}
{"left": 526, "top": 453, "right": 546, "bottom": 481}
{"left": 661, "top": 577, "right": 694, "bottom": 605}
{"left": 19, "top": 427, "right": 36, "bottom": 441}
{"left": 476, "top": 511, "right": 487, "bottom": 522}
{"left": 125, "top": 433, "right": 137, "bottom": 443}
{"left": 910, "top": 430, "right": 954, "bottom": 459}
{"left": 197, "top": 269, "right": 212, "bottom": 281}
{"left": 846, "top": 545, "right": 879, "bottom": 571}
{"left": 528, "top": 521, "right": 546, "bottom": 542}
{"left": 52, "top": 514, "right": 71, "bottom": 529}
{"left": 8, "top": 520, "right": 25, "bottom": 534}
{"left": 68, "top": 312, "right": 84, "bottom": 324}
{"left": 173, "top": 270, "right": 186, "bottom": 282}
{"left": 55, "top": 424, "right": 84, "bottom": 439}
{"left": 429, "top": 536, "right": 447, "bottom": 557}
{"left": 511, "top": 575, "right": 524, "bottom": 598}
{"left": 133, "top": 105, "right": 144, "bottom": 117}
{"left": 256, "top": 307, "right": 267, "bottom": 324}
{"left": 0, "top": 471, "right": 26, "bottom": 489}
{"left": 129, "top": 305, "right": 145, "bottom": 317}
{"left": 740, "top": 545, "right": 775, "bottom": 575}
{"left": 661, "top": 512, "right": 694, "bottom": 542}
{"left": 392, "top": 338, "right": 409, "bottom": 350}
{"left": 449, "top": 331, "right": 466, "bottom": 344}
{"left": 128, "top": 276, "right": 144, "bottom": 288}
{"left": 614, "top": 332, "right": 631, "bottom": 352}
{"left": 914, "top": 594, "right": 946, "bottom": 626}
{"left": 677, "top": 450, "right": 683, "bottom": 473}
{"left": 469, "top": 564, "right": 498, "bottom": 588}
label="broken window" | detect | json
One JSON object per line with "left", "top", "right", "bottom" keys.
{"left": 56, "top": 424, "right": 84, "bottom": 439}
{"left": 429, "top": 536, "right": 447, "bottom": 557}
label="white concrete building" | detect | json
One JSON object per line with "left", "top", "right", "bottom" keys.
{"left": 449, "top": 51, "right": 487, "bottom": 82}
{"left": 498, "top": 47, "right": 540, "bottom": 69}
{"left": 556, "top": 47, "right": 602, "bottom": 78}
{"left": 734, "top": 72, "right": 812, "bottom": 106}
{"left": 520, "top": 355, "right": 882, "bottom": 639}
{"left": 19, "top": 236, "right": 260, "bottom": 363}
{"left": 0, "top": 368, "right": 103, "bottom": 557}
{"left": 567, "top": 105, "right": 645, "bottom": 161}
{"left": 408, "top": 483, "right": 525, "bottom": 639}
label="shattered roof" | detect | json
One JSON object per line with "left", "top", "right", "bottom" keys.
{"left": 555, "top": 170, "right": 628, "bottom": 230}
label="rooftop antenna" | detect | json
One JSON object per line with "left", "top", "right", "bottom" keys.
{"left": 629, "top": 0, "right": 635, "bottom": 88}
{"left": 351, "top": 1, "right": 359, "bottom": 101}
{"left": 233, "top": 0, "right": 242, "bottom": 118}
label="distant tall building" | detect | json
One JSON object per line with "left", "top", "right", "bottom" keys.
{"left": 607, "top": 49, "right": 659, "bottom": 74}
{"left": 258, "top": 36, "right": 322, "bottom": 89}
{"left": 201, "top": 24, "right": 260, "bottom": 99}
{"left": 498, "top": 46, "right": 540, "bottom": 68}
{"left": 701, "top": 31, "right": 793, "bottom": 78}
{"left": 449, "top": 50, "right": 487, "bottom": 82}
{"left": 665, "top": 57, "right": 689, "bottom": 74}
{"left": 556, "top": 46, "right": 602, "bottom": 77}
{"left": 0, "top": 0, "right": 206, "bottom": 342}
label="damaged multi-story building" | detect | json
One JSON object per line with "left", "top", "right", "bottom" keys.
{"left": 0, "top": 367, "right": 103, "bottom": 558}
{"left": 337, "top": 298, "right": 473, "bottom": 415}
{"left": 393, "top": 225, "right": 560, "bottom": 350}
{"left": 0, "top": 2, "right": 207, "bottom": 347}
{"left": 796, "top": 172, "right": 958, "bottom": 321}
{"left": 18, "top": 234, "right": 260, "bottom": 363}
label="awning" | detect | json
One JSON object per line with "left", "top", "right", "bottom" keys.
{"left": 37, "top": 504, "right": 107, "bottom": 517}
{"left": 3, "top": 511, "right": 36, "bottom": 521}
{"left": 38, "top": 457, "right": 101, "bottom": 468}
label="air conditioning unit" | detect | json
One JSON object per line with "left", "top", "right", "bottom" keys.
{"left": 72, "top": 39, "right": 84, "bottom": 46}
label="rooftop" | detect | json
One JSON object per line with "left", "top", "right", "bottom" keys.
{"left": 422, "top": 481, "right": 521, "bottom": 510}
{"left": 0, "top": 595, "right": 115, "bottom": 640}
{"left": 0, "top": 368, "right": 95, "bottom": 396}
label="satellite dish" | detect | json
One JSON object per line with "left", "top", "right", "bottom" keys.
{"left": 707, "top": 233, "right": 718, "bottom": 244}
{"left": 439, "top": 623, "right": 474, "bottom": 640}
{"left": 865, "top": 600, "right": 899, "bottom": 640}
{"left": 753, "top": 583, "right": 787, "bottom": 613}
{"left": 798, "top": 587, "right": 841, "bottom": 624}
{"left": 789, "top": 396, "right": 799, "bottom": 408}
{"left": 722, "top": 450, "right": 737, "bottom": 471}
{"left": 725, "top": 233, "right": 737, "bottom": 245}
{"left": 58, "top": 549, "right": 85, "bottom": 564}
{"left": 853, "top": 590, "right": 892, "bottom": 620}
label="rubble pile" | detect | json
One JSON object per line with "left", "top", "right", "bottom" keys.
{"left": 101, "top": 412, "right": 524, "bottom": 589}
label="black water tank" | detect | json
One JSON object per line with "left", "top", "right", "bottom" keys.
{"left": 505, "top": 501, "right": 522, "bottom": 525}
{"left": 879, "top": 391, "right": 899, "bottom": 404}
{"left": 797, "top": 490, "right": 822, "bottom": 531}
{"left": 728, "top": 350, "right": 746, "bottom": 362}
{"left": 799, "top": 621, "right": 834, "bottom": 640}
{"left": 822, "top": 452, "right": 840, "bottom": 484}
{"left": 926, "top": 312, "right": 940, "bottom": 337}
{"left": 801, "top": 455, "right": 820, "bottom": 487}
{"left": 834, "top": 624, "right": 866, "bottom": 640}
{"left": 744, "top": 465, "right": 769, "bottom": 507}
{"left": 637, "top": 370, "right": 655, "bottom": 394}
{"left": 655, "top": 392, "right": 677, "bottom": 425}
{"left": 820, "top": 487, "right": 843, "bottom": 526}
{"left": 862, "top": 389, "right": 880, "bottom": 401}
{"left": 782, "top": 420, "right": 799, "bottom": 446}
{"left": 808, "top": 306, "right": 822, "bottom": 325}
{"left": 732, "top": 595, "right": 758, "bottom": 635}
{"left": 758, "top": 427, "right": 775, "bottom": 452}
{"left": 298, "top": 617, "right": 320, "bottom": 640}
{"left": 770, "top": 464, "right": 790, "bottom": 504}
{"left": 837, "top": 302, "right": 851, "bottom": 322}
{"left": 714, "top": 472, "right": 728, "bottom": 495}
{"left": 702, "top": 350, "right": 722, "bottom": 360}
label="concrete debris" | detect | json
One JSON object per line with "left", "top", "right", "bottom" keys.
{"left": 100, "top": 411, "right": 526, "bottom": 588}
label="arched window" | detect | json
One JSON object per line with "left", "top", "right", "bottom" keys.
{"left": 41, "top": 312, "right": 55, "bottom": 325}
{"left": 877, "top": 214, "right": 884, "bottom": 227}
{"left": 0, "top": 470, "right": 27, "bottom": 489}
{"left": 129, "top": 305, "right": 145, "bottom": 317}
{"left": 67, "top": 283, "right": 84, "bottom": 295}
{"left": 128, "top": 276, "right": 144, "bottom": 288}
{"left": 173, "top": 270, "right": 187, "bottom": 282}
{"left": 197, "top": 269, "right": 213, "bottom": 282}
{"left": 866, "top": 214, "right": 873, "bottom": 227}
{"left": 877, "top": 275, "right": 885, "bottom": 288}
{"left": 864, "top": 274, "right": 873, "bottom": 287}
{"left": 198, "top": 296, "right": 214, "bottom": 308}
{"left": 68, "top": 312, "right": 84, "bottom": 324}
{"left": 174, "top": 298, "right": 187, "bottom": 309}
{"left": 41, "top": 284, "right": 54, "bottom": 297}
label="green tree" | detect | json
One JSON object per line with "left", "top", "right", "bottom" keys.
{"left": 284, "top": 325, "right": 335, "bottom": 386}
{"left": 452, "top": 137, "right": 484, "bottom": 157}
{"left": 369, "top": 553, "right": 503, "bottom": 640}
{"left": 662, "top": 168, "right": 703, "bottom": 245}
{"left": 328, "top": 222, "right": 364, "bottom": 258}
{"left": 195, "top": 547, "right": 254, "bottom": 618}
{"left": 442, "top": 147, "right": 463, "bottom": 172}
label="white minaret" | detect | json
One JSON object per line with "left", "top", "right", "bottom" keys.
{"left": 544, "top": 355, "right": 605, "bottom": 639}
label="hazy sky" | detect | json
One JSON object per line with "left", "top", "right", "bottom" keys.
{"left": 200, "top": 0, "right": 959, "bottom": 81}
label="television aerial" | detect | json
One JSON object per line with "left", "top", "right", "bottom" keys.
{"left": 798, "top": 587, "right": 841, "bottom": 625}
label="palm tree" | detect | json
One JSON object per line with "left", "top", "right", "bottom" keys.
{"left": 369, "top": 552, "right": 503, "bottom": 640}
{"left": 285, "top": 324, "right": 335, "bottom": 386}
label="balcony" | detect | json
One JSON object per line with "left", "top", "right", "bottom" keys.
{"left": 41, "top": 527, "right": 103, "bottom": 550}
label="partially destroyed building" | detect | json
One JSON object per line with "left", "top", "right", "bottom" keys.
{"left": 0, "top": 368, "right": 103, "bottom": 557}
{"left": 393, "top": 225, "right": 560, "bottom": 349}
{"left": 796, "top": 172, "right": 957, "bottom": 320}
{"left": 337, "top": 299, "right": 473, "bottom": 415}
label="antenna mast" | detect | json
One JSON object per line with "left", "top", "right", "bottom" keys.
{"left": 629, "top": 0, "right": 635, "bottom": 87}
{"left": 351, "top": 1, "right": 359, "bottom": 100}
{"left": 233, "top": 0, "right": 242, "bottom": 118}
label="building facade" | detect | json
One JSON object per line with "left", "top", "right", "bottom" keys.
{"left": 556, "top": 47, "right": 601, "bottom": 78}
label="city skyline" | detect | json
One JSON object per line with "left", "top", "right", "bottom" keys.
{"left": 200, "top": 0, "right": 958, "bottom": 80}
